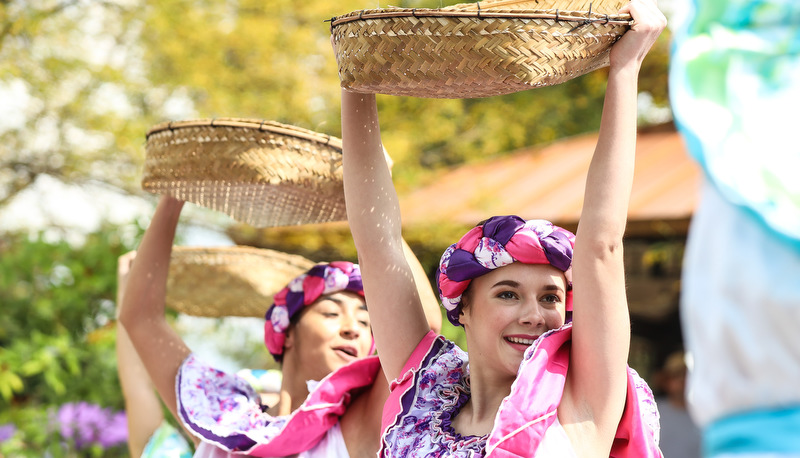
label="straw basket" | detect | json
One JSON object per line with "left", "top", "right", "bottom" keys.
{"left": 331, "top": 0, "right": 631, "bottom": 98}
{"left": 142, "top": 118, "right": 346, "bottom": 227}
{"left": 166, "top": 246, "right": 315, "bottom": 317}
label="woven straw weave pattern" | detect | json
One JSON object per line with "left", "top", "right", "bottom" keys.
{"left": 166, "top": 246, "right": 315, "bottom": 317}
{"left": 331, "top": 0, "right": 630, "bottom": 98}
{"left": 447, "top": 0, "right": 628, "bottom": 14}
{"left": 142, "top": 119, "right": 346, "bottom": 227}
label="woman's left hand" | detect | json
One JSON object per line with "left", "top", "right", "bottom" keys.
{"left": 609, "top": 0, "right": 667, "bottom": 71}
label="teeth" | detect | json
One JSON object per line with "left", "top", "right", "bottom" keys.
{"left": 507, "top": 337, "right": 535, "bottom": 345}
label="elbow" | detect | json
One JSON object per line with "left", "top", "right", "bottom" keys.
{"left": 576, "top": 236, "right": 624, "bottom": 262}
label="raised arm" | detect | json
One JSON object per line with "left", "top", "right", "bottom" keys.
{"left": 565, "top": 0, "right": 666, "bottom": 441}
{"left": 341, "top": 91, "right": 430, "bottom": 382}
{"left": 118, "top": 196, "right": 191, "bottom": 423}
{"left": 404, "top": 239, "right": 442, "bottom": 334}
{"left": 116, "top": 252, "right": 165, "bottom": 458}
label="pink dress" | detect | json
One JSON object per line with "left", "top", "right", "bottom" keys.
{"left": 381, "top": 325, "right": 663, "bottom": 457}
{"left": 176, "top": 354, "right": 381, "bottom": 457}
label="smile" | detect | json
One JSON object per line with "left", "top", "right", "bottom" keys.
{"left": 504, "top": 336, "right": 537, "bottom": 346}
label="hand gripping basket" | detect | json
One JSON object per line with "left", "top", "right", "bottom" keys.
{"left": 331, "top": 0, "right": 632, "bottom": 98}
{"left": 142, "top": 118, "right": 346, "bottom": 227}
{"left": 166, "top": 246, "right": 315, "bottom": 317}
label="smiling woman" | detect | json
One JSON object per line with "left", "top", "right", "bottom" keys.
{"left": 340, "top": 1, "right": 667, "bottom": 455}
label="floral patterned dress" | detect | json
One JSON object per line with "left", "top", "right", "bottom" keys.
{"left": 381, "top": 326, "right": 662, "bottom": 458}
{"left": 176, "top": 354, "right": 381, "bottom": 457}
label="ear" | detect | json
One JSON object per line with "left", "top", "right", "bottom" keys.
{"left": 457, "top": 302, "right": 470, "bottom": 327}
{"left": 283, "top": 324, "right": 296, "bottom": 352}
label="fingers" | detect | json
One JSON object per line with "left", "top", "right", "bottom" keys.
{"left": 623, "top": 0, "right": 667, "bottom": 32}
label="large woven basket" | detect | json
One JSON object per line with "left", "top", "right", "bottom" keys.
{"left": 331, "top": 0, "right": 631, "bottom": 98}
{"left": 142, "top": 118, "right": 346, "bottom": 227}
{"left": 166, "top": 246, "right": 315, "bottom": 317}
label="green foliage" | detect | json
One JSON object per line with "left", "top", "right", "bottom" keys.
{"left": 0, "top": 226, "right": 136, "bottom": 454}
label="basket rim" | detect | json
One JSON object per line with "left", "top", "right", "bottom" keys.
{"left": 329, "top": 7, "right": 632, "bottom": 28}
{"left": 146, "top": 117, "right": 342, "bottom": 152}
{"left": 166, "top": 245, "right": 317, "bottom": 317}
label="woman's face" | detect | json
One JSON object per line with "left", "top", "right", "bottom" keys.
{"left": 459, "top": 262, "right": 567, "bottom": 379}
{"left": 284, "top": 291, "right": 372, "bottom": 381}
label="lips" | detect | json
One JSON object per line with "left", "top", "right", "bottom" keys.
{"left": 504, "top": 334, "right": 539, "bottom": 352}
{"left": 332, "top": 345, "right": 358, "bottom": 361}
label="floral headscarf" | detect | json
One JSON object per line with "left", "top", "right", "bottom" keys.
{"left": 264, "top": 262, "right": 364, "bottom": 361}
{"left": 436, "top": 215, "right": 575, "bottom": 326}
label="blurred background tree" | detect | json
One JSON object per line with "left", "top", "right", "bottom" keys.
{"left": 1, "top": 0, "right": 671, "bottom": 204}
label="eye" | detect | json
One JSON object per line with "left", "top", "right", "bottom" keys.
{"left": 497, "top": 291, "right": 518, "bottom": 300}
{"left": 540, "top": 294, "right": 561, "bottom": 305}
{"left": 322, "top": 311, "right": 339, "bottom": 318}
{"left": 358, "top": 320, "right": 370, "bottom": 328}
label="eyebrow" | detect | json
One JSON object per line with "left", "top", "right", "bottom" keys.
{"left": 492, "top": 280, "right": 521, "bottom": 288}
{"left": 491, "top": 280, "right": 564, "bottom": 292}
{"left": 324, "top": 294, "right": 368, "bottom": 312}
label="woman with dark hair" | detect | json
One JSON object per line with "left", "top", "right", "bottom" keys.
{"left": 119, "top": 195, "right": 440, "bottom": 457}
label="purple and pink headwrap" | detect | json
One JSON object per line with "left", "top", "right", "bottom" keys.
{"left": 436, "top": 215, "right": 575, "bottom": 326}
{"left": 264, "top": 261, "right": 364, "bottom": 361}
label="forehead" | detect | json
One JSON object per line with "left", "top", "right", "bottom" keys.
{"left": 310, "top": 291, "right": 367, "bottom": 310}
{"left": 474, "top": 262, "right": 566, "bottom": 288}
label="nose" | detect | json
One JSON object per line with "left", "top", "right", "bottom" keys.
{"left": 340, "top": 313, "right": 361, "bottom": 340}
{"left": 519, "top": 301, "right": 545, "bottom": 327}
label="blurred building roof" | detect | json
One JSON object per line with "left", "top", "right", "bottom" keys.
{"left": 399, "top": 123, "right": 701, "bottom": 237}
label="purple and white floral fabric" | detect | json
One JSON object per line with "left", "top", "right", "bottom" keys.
{"left": 381, "top": 334, "right": 487, "bottom": 457}
{"left": 177, "top": 353, "right": 381, "bottom": 456}
{"left": 436, "top": 215, "right": 575, "bottom": 326}
{"left": 380, "top": 327, "right": 663, "bottom": 458}
{"left": 264, "top": 261, "right": 364, "bottom": 360}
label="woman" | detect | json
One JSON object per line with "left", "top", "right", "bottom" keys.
{"left": 119, "top": 195, "right": 441, "bottom": 457}
{"left": 340, "top": 1, "right": 666, "bottom": 456}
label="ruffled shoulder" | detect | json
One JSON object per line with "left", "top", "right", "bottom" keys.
{"left": 381, "top": 332, "right": 490, "bottom": 457}
{"left": 486, "top": 325, "right": 663, "bottom": 457}
{"left": 177, "top": 353, "right": 381, "bottom": 457}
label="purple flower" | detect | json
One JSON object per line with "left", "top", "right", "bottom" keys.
{"left": 57, "top": 402, "right": 78, "bottom": 440}
{"left": 100, "top": 411, "right": 128, "bottom": 448}
{"left": 0, "top": 423, "right": 16, "bottom": 442}
{"left": 55, "top": 401, "right": 128, "bottom": 450}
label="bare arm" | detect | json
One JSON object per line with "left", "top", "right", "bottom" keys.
{"left": 116, "top": 252, "right": 165, "bottom": 458}
{"left": 404, "top": 239, "right": 442, "bottom": 334}
{"left": 341, "top": 91, "right": 430, "bottom": 382}
{"left": 118, "top": 196, "right": 191, "bottom": 423}
{"left": 565, "top": 0, "right": 666, "bottom": 442}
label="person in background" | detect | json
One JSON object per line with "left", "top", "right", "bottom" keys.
{"left": 654, "top": 351, "right": 701, "bottom": 458}
{"left": 670, "top": 0, "right": 800, "bottom": 455}
{"left": 119, "top": 195, "right": 441, "bottom": 458}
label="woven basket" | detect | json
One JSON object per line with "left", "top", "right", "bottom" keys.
{"left": 166, "top": 246, "right": 315, "bottom": 317}
{"left": 142, "top": 118, "right": 346, "bottom": 227}
{"left": 331, "top": 0, "right": 631, "bottom": 99}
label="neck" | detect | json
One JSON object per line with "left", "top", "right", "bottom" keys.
{"left": 454, "top": 359, "right": 515, "bottom": 436}
{"left": 268, "top": 357, "right": 312, "bottom": 416}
